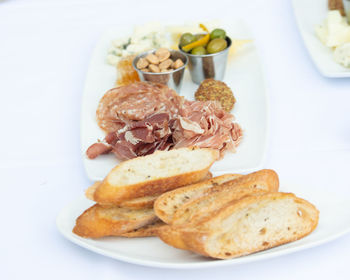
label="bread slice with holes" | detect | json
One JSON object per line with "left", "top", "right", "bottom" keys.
{"left": 92, "top": 148, "right": 219, "bottom": 204}
{"left": 171, "top": 169, "right": 279, "bottom": 226}
{"left": 154, "top": 174, "right": 242, "bottom": 224}
{"left": 72, "top": 204, "right": 158, "bottom": 238}
{"left": 165, "top": 192, "right": 319, "bottom": 259}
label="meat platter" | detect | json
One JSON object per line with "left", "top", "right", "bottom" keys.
{"left": 80, "top": 20, "right": 268, "bottom": 181}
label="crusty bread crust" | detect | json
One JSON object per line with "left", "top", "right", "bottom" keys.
{"left": 154, "top": 174, "right": 242, "bottom": 224}
{"left": 171, "top": 169, "right": 279, "bottom": 225}
{"left": 207, "top": 169, "right": 279, "bottom": 194}
{"left": 119, "top": 195, "right": 158, "bottom": 209}
{"left": 120, "top": 221, "right": 166, "bottom": 238}
{"left": 118, "top": 172, "right": 212, "bottom": 209}
{"left": 180, "top": 193, "right": 319, "bottom": 259}
{"left": 94, "top": 169, "right": 210, "bottom": 204}
{"left": 72, "top": 204, "right": 158, "bottom": 238}
{"left": 85, "top": 173, "right": 212, "bottom": 209}
{"left": 172, "top": 189, "right": 267, "bottom": 226}
{"left": 93, "top": 148, "right": 219, "bottom": 204}
{"left": 85, "top": 181, "right": 101, "bottom": 201}
{"left": 157, "top": 225, "right": 189, "bottom": 250}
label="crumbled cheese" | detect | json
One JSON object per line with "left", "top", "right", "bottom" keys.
{"left": 107, "top": 22, "right": 172, "bottom": 66}
{"left": 334, "top": 42, "right": 350, "bottom": 68}
{"left": 315, "top": 10, "right": 350, "bottom": 48}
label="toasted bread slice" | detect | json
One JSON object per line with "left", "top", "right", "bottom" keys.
{"left": 85, "top": 181, "right": 100, "bottom": 201}
{"left": 86, "top": 172, "right": 212, "bottom": 209}
{"left": 120, "top": 221, "right": 166, "bottom": 238}
{"left": 118, "top": 172, "right": 212, "bottom": 209}
{"left": 171, "top": 169, "right": 279, "bottom": 225}
{"left": 92, "top": 148, "right": 219, "bottom": 204}
{"left": 176, "top": 192, "right": 319, "bottom": 259}
{"left": 119, "top": 195, "right": 158, "bottom": 209}
{"left": 157, "top": 225, "right": 189, "bottom": 250}
{"left": 157, "top": 191, "right": 265, "bottom": 249}
{"left": 172, "top": 189, "right": 268, "bottom": 226}
{"left": 154, "top": 174, "right": 242, "bottom": 224}
{"left": 73, "top": 204, "right": 158, "bottom": 238}
{"left": 85, "top": 182, "right": 157, "bottom": 209}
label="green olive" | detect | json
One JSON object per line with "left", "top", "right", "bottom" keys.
{"left": 180, "top": 33, "right": 196, "bottom": 47}
{"left": 206, "top": 38, "right": 228, "bottom": 54}
{"left": 191, "top": 46, "right": 207, "bottom": 55}
{"left": 210, "top": 28, "right": 226, "bottom": 40}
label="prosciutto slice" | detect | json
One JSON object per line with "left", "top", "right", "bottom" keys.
{"left": 87, "top": 113, "right": 174, "bottom": 161}
{"left": 172, "top": 101, "right": 242, "bottom": 156}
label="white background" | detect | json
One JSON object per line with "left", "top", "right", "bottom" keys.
{"left": 1, "top": 0, "right": 350, "bottom": 279}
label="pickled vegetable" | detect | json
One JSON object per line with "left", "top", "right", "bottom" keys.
{"left": 191, "top": 46, "right": 207, "bottom": 55}
{"left": 180, "top": 33, "right": 196, "bottom": 47}
{"left": 210, "top": 29, "right": 226, "bottom": 40}
{"left": 207, "top": 38, "right": 227, "bottom": 54}
{"left": 181, "top": 33, "right": 210, "bottom": 52}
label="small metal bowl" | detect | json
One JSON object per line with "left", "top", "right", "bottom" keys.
{"left": 179, "top": 36, "right": 232, "bottom": 84}
{"left": 132, "top": 50, "right": 188, "bottom": 92}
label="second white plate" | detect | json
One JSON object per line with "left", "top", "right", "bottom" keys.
{"left": 81, "top": 20, "right": 268, "bottom": 181}
{"left": 292, "top": 0, "right": 350, "bottom": 77}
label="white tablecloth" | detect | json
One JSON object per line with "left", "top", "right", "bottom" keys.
{"left": 1, "top": 0, "right": 350, "bottom": 279}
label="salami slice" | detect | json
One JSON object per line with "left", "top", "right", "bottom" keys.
{"left": 96, "top": 82, "right": 183, "bottom": 133}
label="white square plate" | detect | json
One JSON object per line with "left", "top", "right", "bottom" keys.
{"left": 292, "top": 0, "right": 350, "bottom": 77}
{"left": 57, "top": 178, "right": 350, "bottom": 268}
{"left": 81, "top": 20, "right": 268, "bottom": 181}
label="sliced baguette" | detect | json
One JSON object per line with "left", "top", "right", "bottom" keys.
{"left": 93, "top": 148, "right": 219, "bottom": 204}
{"left": 73, "top": 204, "right": 158, "bottom": 238}
{"left": 171, "top": 169, "right": 279, "bottom": 226}
{"left": 85, "top": 183, "right": 157, "bottom": 209}
{"left": 157, "top": 191, "right": 265, "bottom": 249}
{"left": 85, "top": 181, "right": 100, "bottom": 201}
{"left": 172, "top": 189, "right": 268, "bottom": 226}
{"left": 119, "top": 195, "right": 158, "bottom": 209}
{"left": 176, "top": 192, "right": 319, "bottom": 259}
{"left": 118, "top": 172, "right": 212, "bottom": 209}
{"left": 86, "top": 172, "right": 213, "bottom": 209}
{"left": 157, "top": 225, "right": 189, "bottom": 250}
{"left": 120, "top": 221, "right": 166, "bottom": 238}
{"left": 154, "top": 174, "right": 242, "bottom": 224}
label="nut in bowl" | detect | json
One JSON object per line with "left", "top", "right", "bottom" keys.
{"left": 132, "top": 48, "right": 188, "bottom": 92}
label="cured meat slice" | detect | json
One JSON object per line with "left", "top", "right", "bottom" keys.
{"left": 172, "top": 101, "right": 242, "bottom": 157}
{"left": 96, "top": 82, "right": 183, "bottom": 132}
{"left": 86, "top": 143, "right": 113, "bottom": 159}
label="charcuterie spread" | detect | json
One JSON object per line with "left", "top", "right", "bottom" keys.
{"left": 86, "top": 82, "right": 242, "bottom": 161}
{"left": 59, "top": 20, "right": 320, "bottom": 264}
